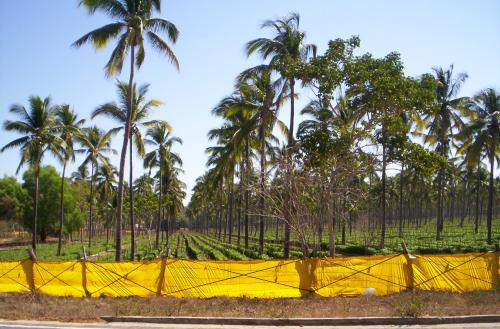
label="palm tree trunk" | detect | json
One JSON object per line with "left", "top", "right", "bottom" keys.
{"left": 129, "top": 136, "right": 135, "bottom": 260}
{"left": 284, "top": 78, "right": 295, "bottom": 259}
{"left": 57, "top": 161, "right": 67, "bottom": 256}
{"left": 155, "top": 151, "right": 162, "bottom": 249}
{"left": 328, "top": 197, "right": 336, "bottom": 257}
{"left": 228, "top": 174, "right": 234, "bottom": 244}
{"left": 487, "top": 149, "right": 494, "bottom": 244}
{"left": 244, "top": 139, "right": 249, "bottom": 249}
{"left": 258, "top": 114, "right": 266, "bottom": 256}
{"left": 237, "top": 164, "right": 242, "bottom": 246}
{"left": 475, "top": 162, "right": 480, "bottom": 234}
{"left": 380, "top": 143, "right": 386, "bottom": 249}
{"left": 398, "top": 161, "right": 404, "bottom": 238}
{"left": 217, "top": 180, "right": 222, "bottom": 240}
{"left": 89, "top": 162, "right": 94, "bottom": 250}
{"left": 115, "top": 45, "right": 135, "bottom": 261}
{"left": 32, "top": 166, "right": 40, "bottom": 252}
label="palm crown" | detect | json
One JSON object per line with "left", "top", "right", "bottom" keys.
{"left": 73, "top": 0, "right": 179, "bottom": 77}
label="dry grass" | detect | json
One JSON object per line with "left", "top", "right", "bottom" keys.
{"left": 0, "top": 291, "right": 498, "bottom": 322}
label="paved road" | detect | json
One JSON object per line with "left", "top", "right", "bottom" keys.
{"left": 0, "top": 320, "right": 500, "bottom": 329}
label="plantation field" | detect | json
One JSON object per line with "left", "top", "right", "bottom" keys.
{"left": 0, "top": 217, "right": 498, "bottom": 261}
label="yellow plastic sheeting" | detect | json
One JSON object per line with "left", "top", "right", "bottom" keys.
{"left": 85, "top": 261, "right": 161, "bottom": 297}
{"left": 0, "top": 260, "right": 32, "bottom": 293}
{"left": 412, "top": 253, "right": 497, "bottom": 292}
{"left": 33, "top": 261, "right": 86, "bottom": 297}
{"left": 161, "top": 259, "right": 308, "bottom": 298}
{"left": 0, "top": 252, "right": 497, "bottom": 298}
{"left": 312, "top": 254, "right": 409, "bottom": 296}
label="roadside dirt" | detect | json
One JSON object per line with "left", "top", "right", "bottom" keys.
{"left": 0, "top": 290, "right": 497, "bottom": 322}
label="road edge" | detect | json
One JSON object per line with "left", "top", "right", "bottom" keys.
{"left": 101, "top": 315, "right": 500, "bottom": 326}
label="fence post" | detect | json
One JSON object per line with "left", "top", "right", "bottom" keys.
{"left": 25, "top": 249, "right": 36, "bottom": 293}
{"left": 401, "top": 241, "right": 415, "bottom": 292}
{"left": 494, "top": 244, "right": 499, "bottom": 291}
{"left": 81, "top": 246, "right": 90, "bottom": 297}
{"left": 157, "top": 256, "right": 167, "bottom": 296}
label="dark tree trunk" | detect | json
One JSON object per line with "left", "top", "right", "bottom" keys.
{"left": 129, "top": 136, "right": 135, "bottom": 260}
{"left": 228, "top": 174, "right": 234, "bottom": 244}
{"left": 115, "top": 45, "right": 135, "bottom": 261}
{"left": 284, "top": 78, "right": 295, "bottom": 259}
{"left": 89, "top": 162, "right": 94, "bottom": 250}
{"left": 258, "top": 109, "right": 266, "bottom": 256}
{"left": 155, "top": 150, "right": 163, "bottom": 249}
{"left": 380, "top": 143, "right": 386, "bottom": 249}
{"left": 398, "top": 162, "right": 404, "bottom": 238}
{"left": 32, "top": 166, "right": 40, "bottom": 251}
{"left": 244, "top": 139, "right": 249, "bottom": 249}
{"left": 475, "top": 162, "right": 480, "bottom": 234}
{"left": 487, "top": 149, "right": 494, "bottom": 244}
{"left": 57, "top": 162, "right": 67, "bottom": 256}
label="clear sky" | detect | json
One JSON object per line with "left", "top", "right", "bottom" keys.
{"left": 1, "top": 0, "right": 499, "bottom": 204}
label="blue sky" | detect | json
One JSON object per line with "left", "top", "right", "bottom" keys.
{"left": 0, "top": 0, "right": 499, "bottom": 203}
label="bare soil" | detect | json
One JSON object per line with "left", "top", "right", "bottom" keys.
{"left": 0, "top": 291, "right": 498, "bottom": 322}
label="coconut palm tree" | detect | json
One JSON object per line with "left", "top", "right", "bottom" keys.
{"left": 246, "top": 13, "right": 316, "bottom": 257}
{"left": 92, "top": 81, "right": 162, "bottom": 260}
{"left": 55, "top": 105, "right": 85, "bottom": 256}
{"left": 462, "top": 88, "right": 500, "bottom": 244}
{"left": 418, "top": 65, "right": 470, "bottom": 240}
{"left": 74, "top": 0, "right": 179, "bottom": 260}
{"left": 233, "top": 67, "right": 287, "bottom": 254}
{"left": 96, "top": 162, "right": 118, "bottom": 245}
{"left": 143, "top": 123, "right": 182, "bottom": 249}
{"left": 77, "top": 126, "right": 115, "bottom": 249}
{"left": 1, "top": 96, "right": 62, "bottom": 251}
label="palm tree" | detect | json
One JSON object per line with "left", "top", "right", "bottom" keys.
{"left": 246, "top": 13, "right": 316, "bottom": 257}
{"left": 92, "top": 81, "right": 162, "bottom": 260}
{"left": 143, "top": 123, "right": 182, "bottom": 249}
{"left": 1, "top": 96, "right": 62, "bottom": 251}
{"left": 96, "top": 162, "right": 118, "bottom": 245}
{"left": 55, "top": 105, "right": 85, "bottom": 256}
{"left": 462, "top": 88, "right": 500, "bottom": 244}
{"left": 74, "top": 0, "right": 179, "bottom": 261}
{"left": 418, "top": 65, "right": 469, "bottom": 240}
{"left": 233, "top": 67, "right": 287, "bottom": 254}
{"left": 77, "top": 126, "right": 115, "bottom": 250}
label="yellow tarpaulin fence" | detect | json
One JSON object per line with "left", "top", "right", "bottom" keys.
{"left": 0, "top": 252, "right": 497, "bottom": 298}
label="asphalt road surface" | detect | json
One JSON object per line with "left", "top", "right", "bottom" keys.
{"left": 0, "top": 320, "right": 499, "bottom": 329}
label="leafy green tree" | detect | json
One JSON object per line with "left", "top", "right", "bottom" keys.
{"left": 0, "top": 176, "right": 28, "bottom": 224}
{"left": 74, "top": 0, "right": 179, "bottom": 260}
{"left": 1, "top": 96, "right": 63, "bottom": 251}
{"left": 22, "top": 166, "right": 84, "bottom": 242}
{"left": 346, "top": 52, "right": 435, "bottom": 248}
{"left": 92, "top": 81, "right": 162, "bottom": 260}
{"left": 55, "top": 105, "right": 85, "bottom": 255}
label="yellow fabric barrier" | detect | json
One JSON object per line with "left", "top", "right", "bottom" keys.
{"left": 0, "top": 252, "right": 497, "bottom": 298}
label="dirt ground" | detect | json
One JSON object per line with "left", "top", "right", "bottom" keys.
{"left": 0, "top": 290, "right": 498, "bottom": 322}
